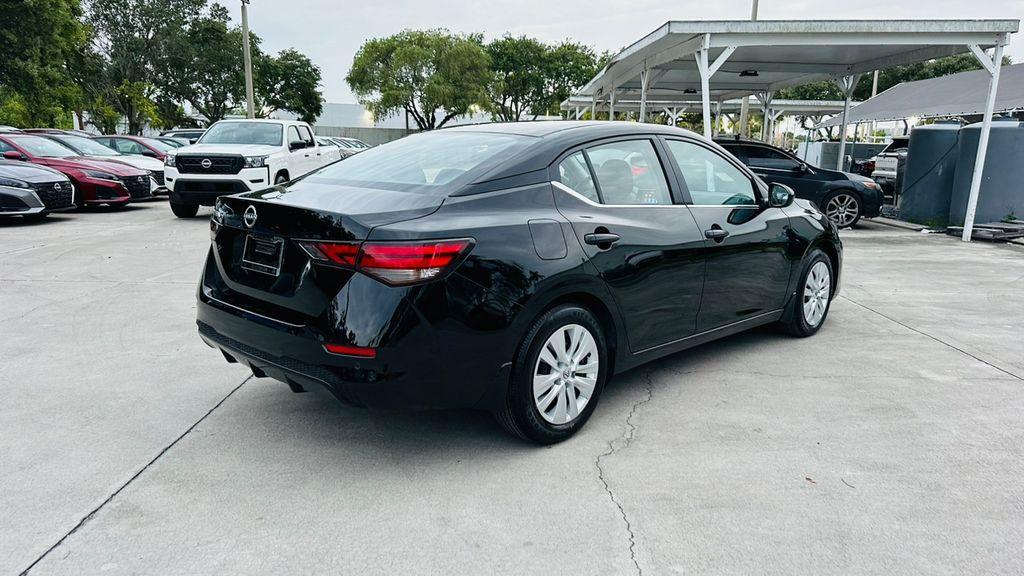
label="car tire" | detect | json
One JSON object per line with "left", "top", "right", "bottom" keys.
{"left": 496, "top": 304, "right": 608, "bottom": 444}
{"left": 822, "top": 190, "right": 862, "bottom": 228}
{"left": 779, "top": 248, "right": 833, "bottom": 337}
{"left": 274, "top": 173, "right": 289, "bottom": 185}
{"left": 170, "top": 202, "right": 199, "bottom": 218}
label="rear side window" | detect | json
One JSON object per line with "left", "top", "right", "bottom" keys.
{"left": 305, "top": 131, "right": 532, "bottom": 193}
{"left": 585, "top": 140, "right": 671, "bottom": 205}
{"left": 557, "top": 152, "right": 599, "bottom": 202}
{"left": 666, "top": 140, "right": 757, "bottom": 206}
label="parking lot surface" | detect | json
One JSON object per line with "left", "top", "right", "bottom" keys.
{"left": 3, "top": 204, "right": 1023, "bottom": 575}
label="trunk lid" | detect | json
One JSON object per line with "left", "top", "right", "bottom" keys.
{"left": 209, "top": 182, "right": 445, "bottom": 320}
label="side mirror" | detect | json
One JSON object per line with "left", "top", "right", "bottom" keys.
{"left": 141, "top": 149, "right": 157, "bottom": 157}
{"left": 3, "top": 150, "right": 25, "bottom": 160}
{"left": 793, "top": 162, "right": 808, "bottom": 174}
{"left": 768, "top": 183, "right": 795, "bottom": 208}
{"left": 288, "top": 141, "right": 305, "bottom": 151}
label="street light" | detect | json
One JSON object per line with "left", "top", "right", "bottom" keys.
{"left": 241, "top": 0, "right": 255, "bottom": 119}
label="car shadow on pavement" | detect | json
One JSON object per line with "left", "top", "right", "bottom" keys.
{"left": 234, "top": 324, "right": 791, "bottom": 454}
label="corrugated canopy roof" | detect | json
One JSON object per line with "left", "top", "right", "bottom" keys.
{"left": 816, "top": 63, "right": 1024, "bottom": 128}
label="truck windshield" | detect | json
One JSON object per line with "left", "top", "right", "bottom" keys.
{"left": 200, "top": 122, "right": 283, "bottom": 146}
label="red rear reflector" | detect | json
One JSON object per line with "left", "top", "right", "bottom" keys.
{"left": 323, "top": 343, "right": 377, "bottom": 358}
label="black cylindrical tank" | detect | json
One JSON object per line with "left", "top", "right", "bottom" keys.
{"left": 898, "top": 121, "right": 962, "bottom": 226}
{"left": 950, "top": 117, "right": 1024, "bottom": 226}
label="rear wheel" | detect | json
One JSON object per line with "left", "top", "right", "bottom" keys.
{"left": 170, "top": 201, "right": 199, "bottom": 218}
{"left": 822, "top": 190, "right": 861, "bottom": 228}
{"left": 779, "top": 249, "right": 833, "bottom": 337}
{"left": 496, "top": 305, "right": 608, "bottom": 444}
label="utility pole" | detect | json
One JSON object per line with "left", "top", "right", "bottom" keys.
{"left": 241, "top": 0, "right": 255, "bottom": 119}
{"left": 738, "top": 0, "right": 758, "bottom": 137}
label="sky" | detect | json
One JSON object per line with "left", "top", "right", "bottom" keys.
{"left": 227, "top": 0, "right": 1024, "bottom": 104}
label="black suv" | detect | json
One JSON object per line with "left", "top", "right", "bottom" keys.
{"left": 716, "top": 138, "right": 883, "bottom": 228}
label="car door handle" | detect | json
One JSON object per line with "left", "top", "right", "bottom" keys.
{"left": 705, "top": 228, "right": 730, "bottom": 240}
{"left": 584, "top": 232, "right": 620, "bottom": 246}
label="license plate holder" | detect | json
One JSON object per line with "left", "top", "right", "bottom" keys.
{"left": 241, "top": 234, "right": 284, "bottom": 276}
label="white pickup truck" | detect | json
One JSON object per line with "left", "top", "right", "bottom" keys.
{"left": 163, "top": 119, "right": 336, "bottom": 218}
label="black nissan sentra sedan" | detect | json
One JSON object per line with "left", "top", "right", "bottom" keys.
{"left": 198, "top": 121, "right": 841, "bottom": 444}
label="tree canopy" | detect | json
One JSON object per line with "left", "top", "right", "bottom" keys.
{"left": 347, "top": 29, "right": 491, "bottom": 130}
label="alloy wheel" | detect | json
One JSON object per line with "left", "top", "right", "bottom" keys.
{"left": 802, "top": 261, "right": 831, "bottom": 327}
{"left": 825, "top": 193, "right": 859, "bottom": 227}
{"left": 533, "top": 324, "right": 600, "bottom": 425}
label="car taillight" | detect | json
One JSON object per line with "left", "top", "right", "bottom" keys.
{"left": 297, "top": 238, "right": 473, "bottom": 286}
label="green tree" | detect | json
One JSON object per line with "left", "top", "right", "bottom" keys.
{"left": 86, "top": 0, "right": 205, "bottom": 133}
{"left": 0, "top": 0, "right": 88, "bottom": 127}
{"left": 255, "top": 49, "right": 324, "bottom": 124}
{"left": 540, "top": 42, "right": 605, "bottom": 116}
{"left": 347, "top": 29, "right": 490, "bottom": 130}
{"left": 485, "top": 35, "right": 547, "bottom": 121}
{"left": 158, "top": 3, "right": 247, "bottom": 126}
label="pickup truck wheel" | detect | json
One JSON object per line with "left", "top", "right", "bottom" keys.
{"left": 822, "top": 190, "right": 861, "bottom": 228}
{"left": 170, "top": 201, "right": 199, "bottom": 218}
{"left": 274, "top": 173, "right": 289, "bottom": 185}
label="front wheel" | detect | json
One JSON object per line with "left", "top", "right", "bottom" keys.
{"left": 170, "top": 201, "right": 199, "bottom": 218}
{"left": 822, "top": 190, "right": 861, "bottom": 228}
{"left": 779, "top": 249, "right": 833, "bottom": 337}
{"left": 496, "top": 305, "right": 608, "bottom": 444}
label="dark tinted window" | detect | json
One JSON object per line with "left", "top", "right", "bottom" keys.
{"left": 744, "top": 146, "right": 801, "bottom": 170}
{"left": 585, "top": 140, "right": 671, "bottom": 205}
{"left": 557, "top": 152, "right": 599, "bottom": 202}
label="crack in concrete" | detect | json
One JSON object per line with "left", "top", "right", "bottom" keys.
{"left": 595, "top": 368, "right": 654, "bottom": 576}
{"left": 841, "top": 295, "right": 1024, "bottom": 383}
{"left": 17, "top": 376, "right": 250, "bottom": 576}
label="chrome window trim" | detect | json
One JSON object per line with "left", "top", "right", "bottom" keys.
{"left": 550, "top": 180, "right": 684, "bottom": 209}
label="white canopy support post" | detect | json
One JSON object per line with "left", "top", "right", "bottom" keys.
{"left": 591, "top": 93, "right": 597, "bottom": 121}
{"left": 574, "top": 106, "right": 580, "bottom": 120}
{"left": 638, "top": 68, "right": 651, "bottom": 123}
{"left": 712, "top": 100, "right": 722, "bottom": 136}
{"left": 834, "top": 73, "right": 862, "bottom": 170}
{"left": 962, "top": 42, "right": 1005, "bottom": 241}
{"left": 609, "top": 90, "right": 616, "bottom": 121}
{"left": 756, "top": 91, "right": 774, "bottom": 142}
{"left": 695, "top": 37, "right": 736, "bottom": 139}
{"left": 769, "top": 108, "right": 785, "bottom": 145}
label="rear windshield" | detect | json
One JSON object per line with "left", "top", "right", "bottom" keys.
{"left": 141, "top": 137, "right": 174, "bottom": 152}
{"left": 199, "top": 122, "right": 283, "bottom": 146}
{"left": 303, "top": 131, "right": 532, "bottom": 193}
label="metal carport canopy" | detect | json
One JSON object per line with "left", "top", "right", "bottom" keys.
{"left": 575, "top": 19, "right": 1018, "bottom": 241}
{"left": 815, "top": 63, "right": 1024, "bottom": 127}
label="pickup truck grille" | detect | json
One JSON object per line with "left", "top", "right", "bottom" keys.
{"left": 176, "top": 155, "right": 244, "bottom": 175}
{"left": 31, "top": 180, "right": 74, "bottom": 209}
{"left": 120, "top": 175, "right": 152, "bottom": 199}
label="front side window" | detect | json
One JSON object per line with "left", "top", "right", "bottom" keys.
{"left": 585, "top": 140, "right": 671, "bottom": 205}
{"left": 287, "top": 126, "right": 303, "bottom": 147}
{"left": 200, "top": 122, "right": 283, "bottom": 146}
{"left": 299, "top": 126, "right": 315, "bottom": 145}
{"left": 113, "top": 139, "right": 145, "bottom": 154}
{"left": 55, "top": 136, "right": 119, "bottom": 156}
{"left": 666, "top": 140, "right": 757, "bottom": 206}
{"left": 557, "top": 151, "right": 599, "bottom": 202}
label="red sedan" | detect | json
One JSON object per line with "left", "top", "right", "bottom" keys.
{"left": 92, "top": 135, "right": 176, "bottom": 161}
{"left": 0, "top": 134, "right": 152, "bottom": 207}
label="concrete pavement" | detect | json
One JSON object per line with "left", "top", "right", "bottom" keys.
{"left": 2, "top": 205, "right": 1022, "bottom": 575}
